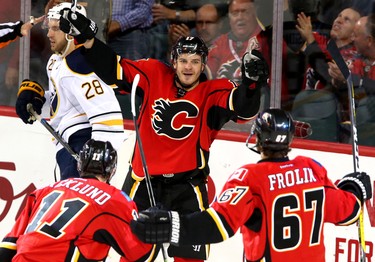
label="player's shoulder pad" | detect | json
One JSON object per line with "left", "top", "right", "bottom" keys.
{"left": 65, "top": 46, "right": 94, "bottom": 75}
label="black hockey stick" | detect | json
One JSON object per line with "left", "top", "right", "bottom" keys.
{"left": 130, "top": 74, "right": 168, "bottom": 261}
{"left": 327, "top": 40, "right": 365, "bottom": 261}
{"left": 27, "top": 104, "right": 79, "bottom": 161}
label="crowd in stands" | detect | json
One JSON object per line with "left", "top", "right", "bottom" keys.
{"left": 1, "top": 0, "right": 375, "bottom": 146}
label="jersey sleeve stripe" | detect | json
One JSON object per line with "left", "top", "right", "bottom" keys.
{"left": 206, "top": 208, "right": 230, "bottom": 241}
{"left": 0, "top": 241, "right": 17, "bottom": 250}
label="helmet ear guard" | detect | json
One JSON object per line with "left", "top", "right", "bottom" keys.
{"left": 171, "top": 36, "right": 209, "bottom": 64}
{"left": 78, "top": 139, "right": 117, "bottom": 181}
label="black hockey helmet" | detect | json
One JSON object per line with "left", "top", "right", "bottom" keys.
{"left": 171, "top": 36, "right": 209, "bottom": 64}
{"left": 251, "top": 108, "right": 295, "bottom": 151}
{"left": 78, "top": 139, "right": 117, "bottom": 181}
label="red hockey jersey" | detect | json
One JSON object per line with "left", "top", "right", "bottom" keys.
{"left": 179, "top": 156, "right": 361, "bottom": 261}
{"left": 0, "top": 177, "right": 156, "bottom": 262}
{"left": 115, "top": 59, "right": 256, "bottom": 177}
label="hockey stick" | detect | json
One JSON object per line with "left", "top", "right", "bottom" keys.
{"left": 130, "top": 74, "right": 156, "bottom": 207}
{"left": 327, "top": 40, "right": 365, "bottom": 261}
{"left": 130, "top": 74, "right": 168, "bottom": 262}
{"left": 27, "top": 104, "right": 79, "bottom": 161}
{"left": 71, "top": 0, "right": 78, "bottom": 13}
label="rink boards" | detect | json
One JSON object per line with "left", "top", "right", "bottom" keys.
{"left": 0, "top": 106, "right": 374, "bottom": 262}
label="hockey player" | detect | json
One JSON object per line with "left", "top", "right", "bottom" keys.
{"left": 0, "top": 16, "right": 44, "bottom": 48}
{"left": 130, "top": 108, "right": 373, "bottom": 262}
{"left": 59, "top": 8, "right": 267, "bottom": 262}
{"left": 0, "top": 139, "right": 158, "bottom": 262}
{"left": 15, "top": 3, "right": 126, "bottom": 180}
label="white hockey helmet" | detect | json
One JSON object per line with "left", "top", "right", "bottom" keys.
{"left": 47, "top": 2, "right": 87, "bottom": 21}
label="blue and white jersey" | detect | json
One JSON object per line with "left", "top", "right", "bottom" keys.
{"left": 44, "top": 47, "right": 126, "bottom": 152}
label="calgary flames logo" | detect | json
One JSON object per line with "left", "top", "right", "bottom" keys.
{"left": 151, "top": 99, "right": 199, "bottom": 140}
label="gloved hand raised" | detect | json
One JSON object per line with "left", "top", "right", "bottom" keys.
{"left": 241, "top": 49, "right": 269, "bottom": 87}
{"left": 336, "top": 172, "right": 372, "bottom": 204}
{"left": 130, "top": 206, "right": 181, "bottom": 246}
{"left": 59, "top": 8, "right": 98, "bottom": 44}
{"left": 15, "top": 80, "right": 46, "bottom": 124}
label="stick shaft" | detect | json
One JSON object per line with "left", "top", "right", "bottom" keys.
{"left": 28, "top": 105, "right": 79, "bottom": 161}
{"left": 327, "top": 40, "right": 365, "bottom": 261}
{"left": 130, "top": 74, "right": 168, "bottom": 261}
{"left": 130, "top": 74, "right": 156, "bottom": 206}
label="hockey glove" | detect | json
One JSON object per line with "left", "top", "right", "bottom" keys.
{"left": 15, "top": 80, "right": 46, "bottom": 124}
{"left": 336, "top": 172, "right": 372, "bottom": 204}
{"left": 130, "top": 206, "right": 181, "bottom": 246}
{"left": 241, "top": 50, "right": 269, "bottom": 87}
{"left": 59, "top": 9, "right": 98, "bottom": 44}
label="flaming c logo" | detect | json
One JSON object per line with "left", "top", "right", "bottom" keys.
{"left": 151, "top": 99, "right": 199, "bottom": 140}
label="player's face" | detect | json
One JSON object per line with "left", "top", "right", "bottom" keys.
{"left": 46, "top": 19, "right": 68, "bottom": 53}
{"left": 174, "top": 53, "right": 205, "bottom": 88}
{"left": 330, "top": 8, "right": 360, "bottom": 42}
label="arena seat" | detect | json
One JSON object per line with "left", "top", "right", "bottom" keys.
{"left": 291, "top": 89, "right": 339, "bottom": 142}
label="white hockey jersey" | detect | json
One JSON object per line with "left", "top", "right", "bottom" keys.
{"left": 44, "top": 47, "right": 126, "bottom": 152}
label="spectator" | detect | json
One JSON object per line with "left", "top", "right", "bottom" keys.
{"left": 60, "top": 8, "right": 269, "bottom": 260}
{"left": 296, "top": 8, "right": 360, "bottom": 90}
{"left": 106, "top": 0, "right": 153, "bottom": 59}
{"left": 284, "top": 0, "right": 332, "bottom": 53}
{"left": 152, "top": 1, "right": 198, "bottom": 24}
{"left": 168, "top": 3, "right": 227, "bottom": 51}
{"left": 0, "top": 139, "right": 157, "bottom": 262}
{"left": 283, "top": 0, "right": 332, "bottom": 99}
{"left": 206, "top": 0, "right": 289, "bottom": 105}
{"left": 328, "top": 14, "right": 375, "bottom": 146}
{"left": 330, "top": 14, "right": 375, "bottom": 90}
{"left": 149, "top": 0, "right": 200, "bottom": 63}
{"left": 15, "top": 2, "right": 126, "bottom": 180}
{"left": 130, "top": 108, "right": 373, "bottom": 262}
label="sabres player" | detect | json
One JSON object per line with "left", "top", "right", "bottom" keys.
{"left": 59, "top": 7, "right": 269, "bottom": 261}
{"left": 15, "top": 3, "right": 126, "bottom": 180}
{"left": 130, "top": 108, "right": 372, "bottom": 261}
{"left": 0, "top": 139, "right": 158, "bottom": 262}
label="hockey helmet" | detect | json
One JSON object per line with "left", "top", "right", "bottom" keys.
{"left": 47, "top": 2, "right": 87, "bottom": 20}
{"left": 44, "top": 2, "right": 87, "bottom": 28}
{"left": 252, "top": 108, "right": 295, "bottom": 151}
{"left": 78, "top": 139, "right": 117, "bottom": 181}
{"left": 171, "top": 36, "right": 209, "bottom": 64}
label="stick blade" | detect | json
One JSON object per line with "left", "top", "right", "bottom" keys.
{"left": 131, "top": 74, "right": 140, "bottom": 116}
